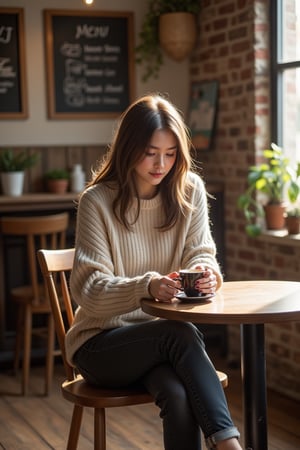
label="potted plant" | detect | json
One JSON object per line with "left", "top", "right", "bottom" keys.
{"left": 237, "top": 143, "right": 300, "bottom": 236}
{"left": 45, "top": 169, "right": 70, "bottom": 194}
{"left": 285, "top": 207, "right": 300, "bottom": 235}
{"left": 136, "top": 0, "right": 200, "bottom": 81}
{"left": 0, "top": 149, "right": 39, "bottom": 196}
{"left": 284, "top": 167, "right": 300, "bottom": 234}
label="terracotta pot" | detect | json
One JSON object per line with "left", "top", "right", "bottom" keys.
{"left": 46, "top": 179, "right": 69, "bottom": 194}
{"left": 159, "top": 12, "right": 197, "bottom": 61}
{"left": 285, "top": 216, "right": 300, "bottom": 235}
{"left": 264, "top": 203, "right": 286, "bottom": 230}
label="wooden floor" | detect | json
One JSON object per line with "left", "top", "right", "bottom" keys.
{"left": 1, "top": 351, "right": 300, "bottom": 449}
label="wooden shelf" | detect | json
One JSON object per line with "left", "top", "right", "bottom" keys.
{"left": 0, "top": 193, "right": 78, "bottom": 213}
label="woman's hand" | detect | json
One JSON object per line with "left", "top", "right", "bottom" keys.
{"left": 148, "top": 273, "right": 181, "bottom": 303}
{"left": 194, "top": 265, "right": 217, "bottom": 295}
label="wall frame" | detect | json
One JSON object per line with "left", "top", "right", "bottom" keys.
{"left": 187, "top": 80, "right": 218, "bottom": 151}
{"left": 44, "top": 9, "right": 135, "bottom": 120}
{"left": 0, "top": 8, "right": 28, "bottom": 119}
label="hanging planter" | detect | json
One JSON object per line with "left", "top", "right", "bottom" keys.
{"left": 135, "top": 0, "right": 200, "bottom": 82}
{"left": 159, "top": 12, "right": 197, "bottom": 61}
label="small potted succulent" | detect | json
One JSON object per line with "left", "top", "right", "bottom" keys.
{"left": 285, "top": 207, "right": 300, "bottom": 235}
{"left": 45, "top": 169, "right": 70, "bottom": 194}
{"left": 284, "top": 155, "right": 300, "bottom": 234}
{"left": 0, "top": 149, "right": 39, "bottom": 196}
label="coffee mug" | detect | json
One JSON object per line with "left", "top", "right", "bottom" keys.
{"left": 178, "top": 269, "right": 204, "bottom": 297}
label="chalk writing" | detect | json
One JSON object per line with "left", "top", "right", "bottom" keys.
{"left": 0, "top": 10, "right": 26, "bottom": 116}
{"left": 45, "top": 11, "right": 133, "bottom": 116}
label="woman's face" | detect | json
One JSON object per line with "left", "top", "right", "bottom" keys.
{"left": 134, "top": 129, "right": 177, "bottom": 199}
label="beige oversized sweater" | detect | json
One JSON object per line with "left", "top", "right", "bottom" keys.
{"left": 66, "top": 171, "right": 223, "bottom": 366}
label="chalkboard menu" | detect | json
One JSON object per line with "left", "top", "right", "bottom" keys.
{"left": 0, "top": 8, "right": 28, "bottom": 119}
{"left": 44, "top": 10, "right": 135, "bottom": 119}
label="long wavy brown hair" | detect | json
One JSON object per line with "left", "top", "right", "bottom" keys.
{"left": 87, "top": 93, "right": 197, "bottom": 230}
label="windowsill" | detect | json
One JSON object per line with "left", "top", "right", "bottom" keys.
{"left": 258, "top": 229, "right": 300, "bottom": 246}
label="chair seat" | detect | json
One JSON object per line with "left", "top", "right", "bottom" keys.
{"left": 62, "top": 375, "right": 153, "bottom": 408}
{"left": 11, "top": 288, "right": 51, "bottom": 314}
{"left": 62, "top": 371, "right": 228, "bottom": 409}
{"left": 11, "top": 284, "right": 64, "bottom": 314}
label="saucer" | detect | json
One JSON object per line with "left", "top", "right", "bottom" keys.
{"left": 174, "top": 292, "right": 215, "bottom": 303}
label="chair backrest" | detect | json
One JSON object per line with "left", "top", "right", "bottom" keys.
{"left": 37, "top": 248, "right": 75, "bottom": 381}
{"left": 1, "top": 213, "right": 69, "bottom": 303}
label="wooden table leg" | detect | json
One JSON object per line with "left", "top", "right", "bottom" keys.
{"left": 240, "top": 324, "right": 268, "bottom": 450}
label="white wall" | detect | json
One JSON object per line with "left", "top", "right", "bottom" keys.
{"left": 0, "top": 0, "right": 190, "bottom": 146}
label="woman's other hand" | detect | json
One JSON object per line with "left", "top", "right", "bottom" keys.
{"left": 148, "top": 274, "right": 181, "bottom": 303}
{"left": 194, "top": 265, "right": 217, "bottom": 295}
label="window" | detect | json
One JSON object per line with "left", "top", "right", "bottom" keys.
{"left": 271, "top": 0, "right": 300, "bottom": 166}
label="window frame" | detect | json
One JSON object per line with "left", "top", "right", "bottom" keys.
{"left": 270, "top": 0, "right": 300, "bottom": 148}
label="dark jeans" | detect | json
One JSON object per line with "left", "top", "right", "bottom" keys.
{"left": 74, "top": 320, "right": 240, "bottom": 450}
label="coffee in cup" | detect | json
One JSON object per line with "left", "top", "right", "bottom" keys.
{"left": 179, "top": 269, "right": 204, "bottom": 297}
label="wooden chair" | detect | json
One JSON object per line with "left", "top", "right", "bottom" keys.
{"left": 37, "top": 248, "right": 228, "bottom": 450}
{"left": 1, "top": 213, "right": 69, "bottom": 396}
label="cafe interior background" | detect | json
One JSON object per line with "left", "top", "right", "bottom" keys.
{"left": 1, "top": 0, "right": 300, "bottom": 404}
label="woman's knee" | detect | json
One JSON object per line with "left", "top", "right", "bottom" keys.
{"left": 163, "top": 320, "right": 204, "bottom": 346}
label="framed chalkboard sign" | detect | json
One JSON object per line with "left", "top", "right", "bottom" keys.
{"left": 44, "top": 9, "right": 135, "bottom": 119}
{"left": 0, "top": 8, "right": 28, "bottom": 119}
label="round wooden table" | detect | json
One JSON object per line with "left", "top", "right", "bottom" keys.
{"left": 141, "top": 280, "right": 300, "bottom": 450}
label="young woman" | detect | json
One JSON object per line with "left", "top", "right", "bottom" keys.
{"left": 66, "top": 94, "right": 242, "bottom": 450}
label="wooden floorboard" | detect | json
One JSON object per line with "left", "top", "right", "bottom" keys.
{"left": 0, "top": 351, "right": 300, "bottom": 449}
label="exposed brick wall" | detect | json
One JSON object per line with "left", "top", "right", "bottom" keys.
{"left": 191, "top": 0, "right": 300, "bottom": 400}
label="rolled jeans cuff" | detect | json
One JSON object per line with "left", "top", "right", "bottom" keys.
{"left": 205, "top": 426, "right": 240, "bottom": 449}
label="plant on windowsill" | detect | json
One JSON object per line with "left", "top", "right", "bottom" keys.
{"left": 45, "top": 169, "right": 70, "bottom": 194}
{"left": 281, "top": 164, "right": 300, "bottom": 236}
{"left": 135, "top": 0, "right": 200, "bottom": 82}
{"left": 0, "top": 149, "right": 39, "bottom": 196}
{"left": 285, "top": 207, "right": 300, "bottom": 234}
{"left": 237, "top": 143, "right": 300, "bottom": 237}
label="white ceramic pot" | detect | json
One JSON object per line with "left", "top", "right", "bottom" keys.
{"left": 0, "top": 171, "right": 25, "bottom": 196}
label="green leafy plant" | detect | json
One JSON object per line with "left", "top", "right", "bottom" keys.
{"left": 45, "top": 169, "right": 70, "bottom": 180}
{"left": 136, "top": 0, "right": 200, "bottom": 81}
{"left": 237, "top": 143, "right": 300, "bottom": 237}
{"left": 0, "top": 149, "right": 39, "bottom": 172}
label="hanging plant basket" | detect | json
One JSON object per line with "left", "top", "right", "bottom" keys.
{"left": 135, "top": 1, "right": 200, "bottom": 81}
{"left": 159, "top": 12, "right": 197, "bottom": 61}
